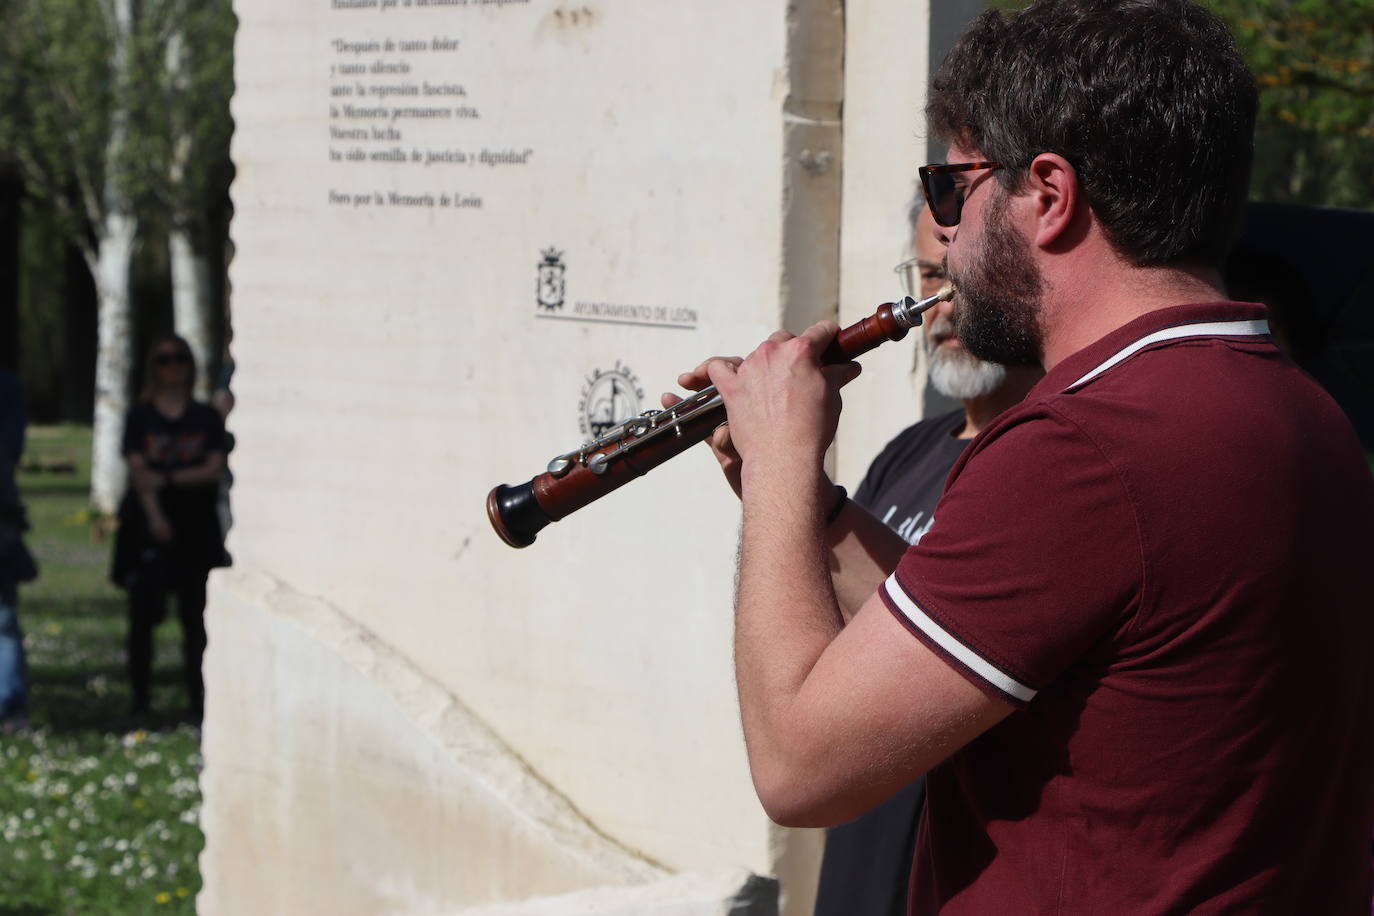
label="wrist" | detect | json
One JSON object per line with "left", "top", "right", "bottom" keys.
{"left": 824, "top": 484, "right": 848, "bottom": 527}
{"left": 740, "top": 464, "right": 833, "bottom": 521}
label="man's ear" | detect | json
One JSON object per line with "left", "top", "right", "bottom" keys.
{"left": 1026, "top": 153, "right": 1079, "bottom": 249}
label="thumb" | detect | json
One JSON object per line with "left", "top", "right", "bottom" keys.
{"left": 820, "top": 362, "right": 862, "bottom": 389}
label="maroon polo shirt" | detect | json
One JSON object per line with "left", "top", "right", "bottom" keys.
{"left": 879, "top": 302, "right": 1374, "bottom": 914}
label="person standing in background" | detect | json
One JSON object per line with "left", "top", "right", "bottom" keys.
{"left": 0, "top": 369, "right": 38, "bottom": 732}
{"left": 111, "top": 335, "right": 227, "bottom": 719}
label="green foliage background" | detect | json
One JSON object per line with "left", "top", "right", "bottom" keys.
{"left": 0, "top": 0, "right": 237, "bottom": 240}
{"left": 984, "top": 0, "right": 1374, "bottom": 210}
{"left": 1208, "top": 0, "right": 1374, "bottom": 208}
{"left": 0, "top": 0, "right": 236, "bottom": 421}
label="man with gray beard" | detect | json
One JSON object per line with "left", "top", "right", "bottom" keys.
{"left": 860, "top": 202, "right": 1042, "bottom": 545}
{"left": 812, "top": 200, "right": 1040, "bottom": 916}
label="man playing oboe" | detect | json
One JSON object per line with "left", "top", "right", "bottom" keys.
{"left": 814, "top": 200, "right": 1041, "bottom": 916}
{"left": 682, "top": 0, "right": 1374, "bottom": 910}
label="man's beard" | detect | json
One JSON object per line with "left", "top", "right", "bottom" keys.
{"left": 925, "top": 315, "right": 1008, "bottom": 399}
{"left": 949, "top": 192, "right": 1044, "bottom": 368}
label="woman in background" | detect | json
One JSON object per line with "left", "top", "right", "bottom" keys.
{"left": 112, "top": 335, "right": 226, "bottom": 719}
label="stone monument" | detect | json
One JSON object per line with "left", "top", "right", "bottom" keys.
{"left": 204, "top": 1, "right": 945, "bottom": 913}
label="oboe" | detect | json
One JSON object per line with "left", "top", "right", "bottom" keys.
{"left": 487, "top": 284, "right": 955, "bottom": 548}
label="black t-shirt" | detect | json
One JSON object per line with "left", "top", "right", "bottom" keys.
{"left": 853, "top": 409, "right": 968, "bottom": 544}
{"left": 113, "top": 401, "right": 227, "bottom": 582}
{"left": 122, "top": 400, "right": 226, "bottom": 473}
{"left": 814, "top": 409, "right": 969, "bottom": 916}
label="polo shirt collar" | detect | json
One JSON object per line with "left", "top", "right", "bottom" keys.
{"left": 1034, "top": 301, "right": 1272, "bottom": 396}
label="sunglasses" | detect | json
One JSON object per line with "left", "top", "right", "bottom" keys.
{"left": 154, "top": 352, "right": 191, "bottom": 366}
{"left": 918, "top": 161, "right": 1002, "bottom": 227}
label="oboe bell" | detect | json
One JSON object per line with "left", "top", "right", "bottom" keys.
{"left": 486, "top": 284, "right": 956, "bottom": 548}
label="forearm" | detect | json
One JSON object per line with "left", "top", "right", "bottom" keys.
{"left": 734, "top": 463, "right": 844, "bottom": 801}
{"left": 827, "top": 501, "right": 909, "bottom": 621}
{"left": 167, "top": 453, "right": 224, "bottom": 488}
{"left": 135, "top": 485, "right": 164, "bottom": 522}
{"left": 127, "top": 456, "right": 167, "bottom": 521}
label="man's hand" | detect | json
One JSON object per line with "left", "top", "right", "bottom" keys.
{"left": 705, "top": 322, "right": 860, "bottom": 477}
{"left": 663, "top": 355, "right": 746, "bottom": 497}
{"left": 664, "top": 323, "right": 861, "bottom": 498}
{"left": 147, "top": 514, "right": 173, "bottom": 544}
{"left": 131, "top": 462, "right": 165, "bottom": 494}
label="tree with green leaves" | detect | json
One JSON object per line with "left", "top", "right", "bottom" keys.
{"left": 3, "top": 0, "right": 141, "bottom": 515}
{"left": 2, "top": 0, "right": 235, "bottom": 512}
{"left": 1203, "top": 0, "right": 1374, "bottom": 208}
{"left": 127, "top": 0, "right": 236, "bottom": 400}
{"left": 0, "top": 0, "right": 26, "bottom": 372}
{"left": 986, "top": 0, "right": 1374, "bottom": 209}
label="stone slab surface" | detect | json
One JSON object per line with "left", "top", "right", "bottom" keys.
{"left": 211, "top": 0, "right": 859, "bottom": 912}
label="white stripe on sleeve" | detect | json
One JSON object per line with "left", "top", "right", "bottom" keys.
{"left": 882, "top": 573, "right": 1038, "bottom": 704}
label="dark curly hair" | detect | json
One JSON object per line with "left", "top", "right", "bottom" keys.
{"left": 927, "top": 0, "right": 1257, "bottom": 268}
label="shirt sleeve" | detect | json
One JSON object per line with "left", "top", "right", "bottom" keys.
{"left": 881, "top": 406, "right": 1143, "bottom": 707}
{"left": 202, "top": 404, "right": 228, "bottom": 454}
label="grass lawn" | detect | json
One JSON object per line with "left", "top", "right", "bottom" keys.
{"left": 2, "top": 425, "right": 203, "bottom": 915}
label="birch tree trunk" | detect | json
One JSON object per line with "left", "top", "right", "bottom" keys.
{"left": 165, "top": 27, "right": 216, "bottom": 400}
{"left": 88, "top": 215, "right": 137, "bottom": 516}
{"left": 170, "top": 223, "right": 214, "bottom": 400}
{"left": 88, "top": 0, "right": 138, "bottom": 517}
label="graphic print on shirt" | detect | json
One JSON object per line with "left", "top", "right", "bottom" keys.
{"left": 142, "top": 432, "right": 208, "bottom": 467}
{"left": 881, "top": 505, "right": 937, "bottom": 545}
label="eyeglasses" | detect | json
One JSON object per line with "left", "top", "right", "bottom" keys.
{"left": 893, "top": 257, "right": 947, "bottom": 299}
{"left": 154, "top": 352, "right": 190, "bottom": 366}
{"left": 918, "top": 161, "right": 1002, "bottom": 227}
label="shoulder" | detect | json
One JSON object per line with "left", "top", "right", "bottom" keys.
{"left": 121, "top": 402, "right": 157, "bottom": 453}
{"left": 179, "top": 400, "right": 223, "bottom": 427}
{"left": 187, "top": 401, "right": 227, "bottom": 439}
{"left": 875, "top": 409, "right": 965, "bottom": 462}
{"left": 907, "top": 408, "right": 965, "bottom": 439}
{"left": 860, "top": 409, "right": 965, "bottom": 491}
{"left": 957, "top": 396, "right": 1056, "bottom": 459}
{"left": 124, "top": 401, "right": 156, "bottom": 427}
{"left": 891, "top": 402, "right": 1147, "bottom": 701}
{"left": 187, "top": 400, "right": 221, "bottom": 421}
{"left": 951, "top": 396, "right": 1129, "bottom": 508}
{"left": 913, "top": 408, "right": 966, "bottom": 439}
